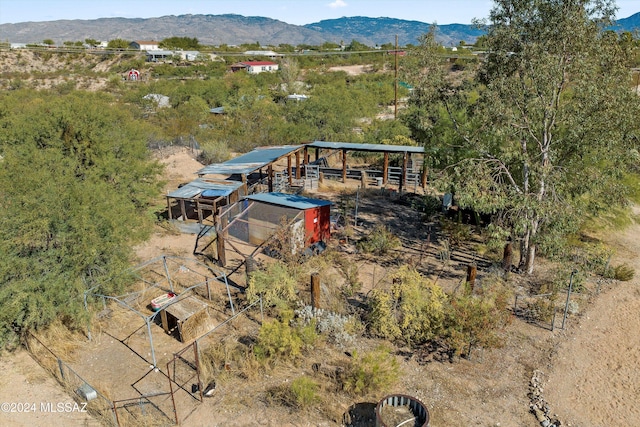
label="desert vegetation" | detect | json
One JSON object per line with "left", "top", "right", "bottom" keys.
{"left": 0, "top": 1, "right": 639, "bottom": 426}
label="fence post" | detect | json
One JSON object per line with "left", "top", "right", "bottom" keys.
{"left": 58, "top": 358, "right": 65, "bottom": 380}
{"left": 466, "top": 264, "right": 477, "bottom": 291}
{"left": 311, "top": 273, "right": 320, "bottom": 309}
{"left": 502, "top": 242, "right": 513, "bottom": 274}
{"left": 561, "top": 270, "right": 577, "bottom": 329}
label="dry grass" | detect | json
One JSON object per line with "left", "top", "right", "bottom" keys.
{"left": 180, "top": 308, "right": 213, "bottom": 342}
{"left": 113, "top": 408, "right": 168, "bottom": 427}
{"left": 199, "top": 337, "right": 262, "bottom": 386}
{"left": 30, "top": 320, "right": 85, "bottom": 363}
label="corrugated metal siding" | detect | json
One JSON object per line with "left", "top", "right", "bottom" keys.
{"left": 244, "top": 192, "right": 332, "bottom": 210}
{"left": 167, "top": 178, "right": 244, "bottom": 199}
{"left": 197, "top": 145, "right": 303, "bottom": 176}
{"left": 307, "top": 141, "right": 425, "bottom": 154}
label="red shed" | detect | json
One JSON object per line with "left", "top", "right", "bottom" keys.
{"left": 243, "top": 192, "right": 331, "bottom": 247}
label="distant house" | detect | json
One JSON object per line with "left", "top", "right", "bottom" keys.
{"left": 243, "top": 50, "right": 283, "bottom": 58}
{"left": 130, "top": 40, "right": 160, "bottom": 51}
{"left": 230, "top": 61, "right": 279, "bottom": 74}
{"left": 146, "top": 50, "right": 174, "bottom": 62}
{"left": 175, "top": 51, "right": 201, "bottom": 61}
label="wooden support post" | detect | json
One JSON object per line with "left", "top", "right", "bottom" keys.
{"left": 217, "top": 215, "right": 228, "bottom": 267}
{"left": 315, "top": 147, "right": 319, "bottom": 162}
{"left": 399, "top": 151, "right": 408, "bottom": 193}
{"left": 180, "top": 199, "right": 187, "bottom": 221}
{"left": 421, "top": 163, "right": 427, "bottom": 189}
{"left": 197, "top": 200, "right": 203, "bottom": 224}
{"left": 287, "top": 155, "right": 292, "bottom": 185}
{"left": 295, "top": 151, "right": 301, "bottom": 179}
{"left": 342, "top": 149, "right": 347, "bottom": 183}
{"left": 167, "top": 196, "right": 173, "bottom": 220}
{"left": 311, "top": 273, "right": 320, "bottom": 309}
{"left": 267, "top": 164, "right": 273, "bottom": 192}
{"left": 466, "top": 264, "right": 477, "bottom": 291}
{"left": 303, "top": 146, "right": 309, "bottom": 165}
{"left": 383, "top": 152, "right": 389, "bottom": 184}
{"left": 502, "top": 242, "right": 513, "bottom": 273}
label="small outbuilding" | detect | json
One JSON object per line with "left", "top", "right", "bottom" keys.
{"left": 243, "top": 192, "right": 331, "bottom": 247}
{"left": 216, "top": 192, "right": 331, "bottom": 265}
{"left": 127, "top": 68, "right": 140, "bottom": 81}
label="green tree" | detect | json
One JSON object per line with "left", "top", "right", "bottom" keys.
{"left": 0, "top": 90, "right": 163, "bottom": 348}
{"left": 42, "top": 39, "right": 55, "bottom": 46}
{"left": 279, "top": 57, "right": 301, "bottom": 95}
{"left": 107, "top": 38, "right": 131, "bottom": 49}
{"left": 346, "top": 39, "right": 370, "bottom": 51}
{"left": 405, "top": 0, "right": 640, "bottom": 273}
{"left": 160, "top": 37, "right": 200, "bottom": 50}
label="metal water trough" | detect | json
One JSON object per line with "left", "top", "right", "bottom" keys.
{"left": 375, "top": 394, "right": 429, "bottom": 427}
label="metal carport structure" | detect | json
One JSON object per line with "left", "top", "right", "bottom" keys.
{"left": 303, "top": 141, "right": 426, "bottom": 192}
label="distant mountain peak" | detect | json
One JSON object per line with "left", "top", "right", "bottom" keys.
{"left": 0, "top": 13, "right": 637, "bottom": 47}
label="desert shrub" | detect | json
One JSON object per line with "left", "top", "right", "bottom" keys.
{"left": 199, "top": 339, "right": 260, "bottom": 385}
{"left": 337, "top": 258, "right": 362, "bottom": 296}
{"left": 265, "top": 376, "right": 320, "bottom": 409}
{"left": 445, "top": 280, "right": 513, "bottom": 358}
{"left": 418, "top": 194, "right": 443, "bottom": 219}
{"left": 440, "top": 218, "right": 472, "bottom": 245}
{"left": 356, "top": 225, "right": 401, "bottom": 255}
{"left": 613, "top": 263, "right": 635, "bottom": 281}
{"left": 367, "top": 290, "right": 402, "bottom": 340}
{"left": 603, "top": 263, "right": 635, "bottom": 281}
{"left": 253, "top": 317, "right": 318, "bottom": 364}
{"left": 199, "top": 139, "right": 231, "bottom": 164}
{"left": 246, "top": 261, "right": 299, "bottom": 312}
{"left": 295, "top": 305, "right": 363, "bottom": 348}
{"left": 342, "top": 346, "right": 400, "bottom": 396}
{"left": 290, "top": 376, "right": 320, "bottom": 407}
{"left": 254, "top": 319, "right": 303, "bottom": 362}
{"left": 367, "top": 266, "right": 447, "bottom": 345}
{"left": 525, "top": 297, "right": 557, "bottom": 322}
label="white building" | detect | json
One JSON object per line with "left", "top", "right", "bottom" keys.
{"left": 130, "top": 40, "right": 160, "bottom": 51}
{"left": 230, "top": 61, "right": 279, "bottom": 74}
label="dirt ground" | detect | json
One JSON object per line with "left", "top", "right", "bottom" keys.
{"left": 1, "top": 148, "right": 639, "bottom": 427}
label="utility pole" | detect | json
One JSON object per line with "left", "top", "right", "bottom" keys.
{"left": 394, "top": 34, "right": 399, "bottom": 119}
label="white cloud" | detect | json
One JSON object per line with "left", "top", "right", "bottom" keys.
{"left": 328, "top": 0, "right": 348, "bottom": 9}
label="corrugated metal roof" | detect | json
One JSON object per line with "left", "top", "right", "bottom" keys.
{"left": 197, "top": 145, "right": 303, "bottom": 176}
{"left": 245, "top": 192, "right": 332, "bottom": 210}
{"left": 307, "top": 141, "right": 425, "bottom": 154}
{"left": 167, "top": 178, "right": 244, "bottom": 199}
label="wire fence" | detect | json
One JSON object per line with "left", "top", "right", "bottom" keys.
{"left": 513, "top": 294, "right": 559, "bottom": 331}
{"left": 25, "top": 331, "right": 117, "bottom": 426}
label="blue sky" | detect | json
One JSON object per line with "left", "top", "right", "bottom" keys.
{"left": 0, "top": 0, "right": 638, "bottom": 26}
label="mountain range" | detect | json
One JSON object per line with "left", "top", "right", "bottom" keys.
{"left": 0, "top": 12, "right": 638, "bottom": 48}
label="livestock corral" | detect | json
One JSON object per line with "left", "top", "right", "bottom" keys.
{"left": 5, "top": 147, "right": 640, "bottom": 427}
